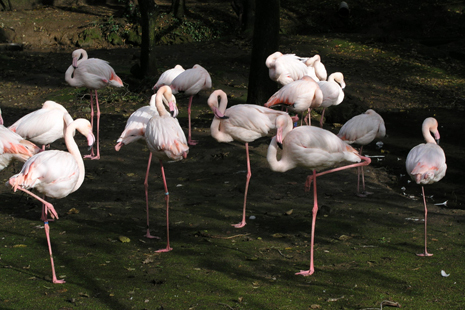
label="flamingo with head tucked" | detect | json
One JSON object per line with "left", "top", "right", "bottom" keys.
{"left": 152, "top": 65, "right": 185, "bottom": 91}
{"left": 266, "top": 52, "right": 310, "bottom": 86}
{"left": 405, "top": 117, "right": 446, "bottom": 257}
{"left": 317, "top": 72, "right": 345, "bottom": 127}
{"left": 208, "top": 89, "right": 296, "bottom": 228}
{"left": 170, "top": 64, "right": 212, "bottom": 145}
{"left": 65, "top": 48, "right": 123, "bottom": 160}
{"left": 7, "top": 115, "right": 95, "bottom": 283}
{"left": 267, "top": 123, "right": 371, "bottom": 276}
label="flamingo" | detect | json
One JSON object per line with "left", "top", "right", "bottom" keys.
{"left": 405, "top": 117, "right": 447, "bottom": 257}
{"left": 303, "top": 54, "right": 327, "bottom": 81}
{"left": 170, "top": 64, "right": 212, "bottom": 145}
{"left": 1, "top": 110, "right": 41, "bottom": 171}
{"left": 264, "top": 76, "right": 323, "bottom": 126}
{"left": 65, "top": 48, "right": 124, "bottom": 160}
{"left": 338, "top": 109, "right": 386, "bottom": 196}
{"left": 144, "top": 86, "right": 189, "bottom": 252}
{"left": 7, "top": 116, "right": 95, "bottom": 283}
{"left": 208, "top": 89, "right": 296, "bottom": 228}
{"left": 115, "top": 86, "right": 179, "bottom": 239}
{"left": 267, "top": 124, "right": 371, "bottom": 276}
{"left": 152, "top": 65, "right": 185, "bottom": 91}
{"left": 317, "top": 72, "right": 345, "bottom": 127}
{"left": 266, "top": 52, "right": 309, "bottom": 86}
{"left": 8, "top": 101, "right": 74, "bottom": 150}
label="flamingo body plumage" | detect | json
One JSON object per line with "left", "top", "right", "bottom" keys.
{"left": 317, "top": 72, "right": 345, "bottom": 127}
{"left": 152, "top": 65, "right": 185, "bottom": 90}
{"left": 266, "top": 52, "right": 309, "bottom": 85}
{"left": 1, "top": 123, "right": 40, "bottom": 171}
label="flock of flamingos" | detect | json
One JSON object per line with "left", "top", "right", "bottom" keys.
{"left": 0, "top": 48, "right": 447, "bottom": 284}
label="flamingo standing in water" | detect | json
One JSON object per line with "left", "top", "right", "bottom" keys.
{"left": 338, "top": 109, "right": 386, "bottom": 196}
{"left": 264, "top": 76, "right": 323, "bottom": 125}
{"left": 406, "top": 117, "right": 446, "bottom": 257}
{"left": 0, "top": 109, "right": 41, "bottom": 171}
{"left": 317, "top": 72, "right": 345, "bottom": 127}
{"left": 267, "top": 123, "right": 371, "bottom": 276}
{"left": 9, "top": 101, "right": 74, "bottom": 150}
{"left": 65, "top": 48, "right": 123, "bottom": 159}
{"left": 7, "top": 116, "right": 95, "bottom": 283}
{"left": 144, "top": 86, "right": 189, "bottom": 252}
{"left": 152, "top": 65, "right": 185, "bottom": 91}
{"left": 170, "top": 64, "right": 212, "bottom": 145}
{"left": 115, "top": 86, "right": 179, "bottom": 239}
{"left": 266, "top": 52, "right": 309, "bottom": 86}
{"left": 208, "top": 89, "right": 296, "bottom": 228}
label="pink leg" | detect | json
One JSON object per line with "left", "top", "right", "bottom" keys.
{"left": 319, "top": 108, "right": 326, "bottom": 128}
{"left": 156, "top": 159, "right": 173, "bottom": 253}
{"left": 233, "top": 143, "right": 251, "bottom": 228}
{"left": 12, "top": 186, "right": 59, "bottom": 220}
{"left": 84, "top": 90, "right": 100, "bottom": 160}
{"left": 356, "top": 147, "right": 373, "bottom": 197}
{"left": 296, "top": 169, "right": 318, "bottom": 276}
{"left": 44, "top": 222, "right": 65, "bottom": 284}
{"left": 144, "top": 153, "right": 160, "bottom": 239}
{"left": 417, "top": 186, "right": 433, "bottom": 257}
{"left": 187, "top": 96, "right": 198, "bottom": 146}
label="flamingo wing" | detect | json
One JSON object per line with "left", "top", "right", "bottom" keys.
{"left": 406, "top": 143, "right": 447, "bottom": 185}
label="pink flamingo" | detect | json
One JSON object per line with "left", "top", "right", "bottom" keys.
{"left": 170, "top": 64, "right": 212, "bottom": 145}
{"left": 115, "top": 86, "right": 179, "bottom": 239}
{"left": 405, "top": 117, "right": 447, "bottom": 257}
{"left": 65, "top": 48, "right": 123, "bottom": 160}
{"left": 266, "top": 52, "right": 309, "bottom": 86}
{"left": 9, "top": 101, "right": 74, "bottom": 150}
{"left": 1, "top": 110, "right": 41, "bottom": 171}
{"left": 267, "top": 124, "right": 371, "bottom": 276}
{"left": 264, "top": 76, "right": 323, "bottom": 125}
{"left": 152, "top": 65, "right": 185, "bottom": 91}
{"left": 144, "top": 86, "right": 189, "bottom": 252}
{"left": 208, "top": 89, "right": 296, "bottom": 228}
{"left": 303, "top": 54, "right": 327, "bottom": 81}
{"left": 7, "top": 116, "right": 95, "bottom": 283}
{"left": 338, "top": 109, "right": 386, "bottom": 196}
{"left": 317, "top": 72, "right": 346, "bottom": 127}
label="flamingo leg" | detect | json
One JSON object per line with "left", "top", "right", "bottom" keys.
{"left": 187, "top": 96, "right": 198, "bottom": 145}
{"left": 233, "top": 143, "right": 251, "bottom": 228}
{"left": 417, "top": 186, "right": 433, "bottom": 257}
{"left": 44, "top": 222, "right": 65, "bottom": 284}
{"left": 319, "top": 108, "right": 326, "bottom": 127}
{"left": 296, "top": 169, "right": 318, "bottom": 276}
{"left": 85, "top": 90, "right": 101, "bottom": 160}
{"left": 144, "top": 152, "right": 160, "bottom": 239}
{"left": 156, "top": 159, "right": 173, "bottom": 253}
{"left": 356, "top": 146, "right": 373, "bottom": 197}
{"left": 12, "top": 186, "right": 59, "bottom": 220}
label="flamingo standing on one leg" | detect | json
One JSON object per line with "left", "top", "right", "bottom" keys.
{"left": 65, "top": 48, "right": 123, "bottom": 160}
{"left": 115, "top": 86, "right": 179, "bottom": 239}
{"left": 152, "top": 65, "right": 185, "bottom": 91}
{"left": 264, "top": 76, "right": 323, "bottom": 126}
{"left": 317, "top": 72, "right": 345, "bottom": 127}
{"left": 406, "top": 117, "right": 446, "bottom": 257}
{"left": 7, "top": 115, "right": 95, "bottom": 283}
{"left": 144, "top": 86, "right": 189, "bottom": 252}
{"left": 208, "top": 89, "right": 296, "bottom": 228}
{"left": 170, "top": 64, "right": 212, "bottom": 145}
{"left": 338, "top": 109, "right": 386, "bottom": 196}
{"left": 267, "top": 124, "right": 371, "bottom": 276}
{"left": 1, "top": 109, "right": 41, "bottom": 171}
{"left": 8, "top": 101, "right": 74, "bottom": 150}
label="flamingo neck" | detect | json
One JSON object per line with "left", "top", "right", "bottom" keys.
{"left": 266, "top": 136, "right": 295, "bottom": 172}
{"left": 209, "top": 91, "right": 233, "bottom": 142}
{"left": 64, "top": 119, "right": 86, "bottom": 193}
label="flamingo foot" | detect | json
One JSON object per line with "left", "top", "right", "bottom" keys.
{"left": 145, "top": 230, "right": 161, "bottom": 239}
{"left": 156, "top": 247, "right": 173, "bottom": 253}
{"left": 84, "top": 154, "right": 100, "bottom": 160}
{"left": 356, "top": 191, "right": 374, "bottom": 198}
{"left": 188, "top": 139, "right": 198, "bottom": 146}
{"left": 232, "top": 221, "right": 246, "bottom": 228}
{"left": 295, "top": 269, "right": 314, "bottom": 276}
{"left": 53, "top": 278, "right": 66, "bottom": 284}
{"left": 416, "top": 252, "right": 433, "bottom": 257}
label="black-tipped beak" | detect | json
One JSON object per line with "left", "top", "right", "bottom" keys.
{"left": 170, "top": 110, "right": 175, "bottom": 117}
{"left": 219, "top": 115, "right": 229, "bottom": 119}
{"left": 278, "top": 142, "right": 283, "bottom": 149}
{"left": 436, "top": 138, "right": 440, "bottom": 145}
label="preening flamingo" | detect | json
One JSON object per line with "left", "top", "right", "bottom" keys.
{"left": 267, "top": 124, "right": 371, "bottom": 276}
{"left": 170, "top": 64, "right": 212, "bottom": 145}
{"left": 338, "top": 109, "right": 386, "bottom": 196}
{"left": 303, "top": 54, "right": 327, "bottom": 81}
{"left": 152, "top": 65, "right": 185, "bottom": 90}
{"left": 9, "top": 101, "right": 74, "bottom": 150}
{"left": 317, "top": 72, "right": 345, "bottom": 127}
{"left": 115, "top": 86, "right": 179, "bottom": 239}
{"left": 264, "top": 76, "right": 323, "bottom": 125}
{"left": 7, "top": 116, "right": 95, "bottom": 283}
{"left": 405, "top": 117, "right": 446, "bottom": 257}
{"left": 208, "top": 89, "right": 296, "bottom": 228}
{"left": 65, "top": 48, "right": 123, "bottom": 159}
{"left": 144, "top": 86, "right": 189, "bottom": 252}
{"left": 266, "top": 52, "right": 309, "bottom": 86}
{"left": 1, "top": 110, "right": 41, "bottom": 171}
